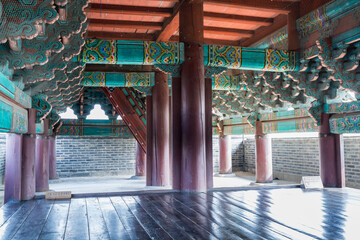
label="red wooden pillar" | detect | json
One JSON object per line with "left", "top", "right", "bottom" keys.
{"left": 255, "top": 121, "right": 273, "bottom": 183}
{"left": 219, "top": 135, "right": 232, "bottom": 174}
{"left": 48, "top": 135, "right": 57, "bottom": 179}
{"left": 319, "top": 113, "right": 345, "bottom": 187}
{"left": 179, "top": 0, "right": 207, "bottom": 191}
{"left": 4, "top": 133, "right": 23, "bottom": 203}
{"left": 35, "top": 119, "right": 50, "bottom": 192}
{"left": 146, "top": 95, "right": 152, "bottom": 186}
{"left": 21, "top": 108, "right": 37, "bottom": 200}
{"left": 151, "top": 71, "right": 170, "bottom": 186}
{"left": 171, "top": 77, "right": 181, "bottom": 190}
{"left": 135, "top": 141, "right": 146, "bottom": 177}
{"left": 205, "top": 78, "right": 213, "bottom": 188}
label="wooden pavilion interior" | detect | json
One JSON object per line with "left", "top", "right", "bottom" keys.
{"left": 1, "top": 0, "right": 360, "bottom": 239}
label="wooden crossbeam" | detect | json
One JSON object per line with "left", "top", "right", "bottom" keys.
{"left": 204, "top": 0, "right": 292, "bottom": 14}
{"left": 87, "top": 32, "right": 155, "bottom": 41}
{"left": 89, "top": 3, "right": 173, "bottom": 17}
{"left": 156, "top": 2, "right": 182, "bottom": 41}
{"left": 103, "top": 88, "right": 146, "bottom": 152}
{"left": 204, "top": 12, "right": 273, "bottom": 26}
{"left": 89, "top": 19, "right": 163, "bottom": 30}
{"left": 204, "top": 27, "right": 254, "bottom": 38}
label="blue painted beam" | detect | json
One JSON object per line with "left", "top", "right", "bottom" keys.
{"left": 76, "top": 40, "right": 299, "bottom": 72}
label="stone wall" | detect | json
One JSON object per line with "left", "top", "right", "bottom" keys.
{"left": 232, "top": 136, "right": 360, "bottom": 188}
{"left": 56, "top": 136, "right": 137, "bottom": 177}
{"left": 0, "top": 134, "right": 6, "bottom": 184}
{"left": 0, "top": 133, "right": 358, "bottom": 188}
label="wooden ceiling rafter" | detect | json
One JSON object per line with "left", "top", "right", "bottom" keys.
{"left": 87, "top": 0, "right": 300, "bottom": 46}
{"left": 204, "top": 12, "right": 273, "bottom": 26}
{"left": 204, "top": 27, "right": 254, "bottom": 38}
{"left": 240, "top": 14, "right": 288, "bottom": 47}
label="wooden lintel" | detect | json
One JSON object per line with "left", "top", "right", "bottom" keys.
{"left": 87, "top": 32, "right": 155, "bottom": 41}
{"left": 204, "top": 0, "right": 292, "bottom": 14}
{"left": 89, "top": 19, "right": 163, "bottom": 30}
{"left": 156, "top": 2, "right": 182, "bottom": 41}
{"left": 261, "top": 116, "right": 311, "bottom": 124}
{"left": 204, "top": 27, "right": 254, "bottom": 38}
{"left": 85, "top": 64, "right": 154, "bottom": 72}
{"left": 89, "top": 3, "right": 173, "bottom": 17}
{"left": 240, "top": 14, "right": 287, "bottom": 47}
{"left": 204, "top": 12, "right": 273, "bottom": 26}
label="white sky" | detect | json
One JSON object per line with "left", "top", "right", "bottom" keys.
{"left": 59, "top": 105, "right": 122, "bottom": 120}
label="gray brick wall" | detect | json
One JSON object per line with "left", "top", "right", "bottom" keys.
{"left": 235, "top": 136, "right": 360, "bottom": 188}
{"left": 0, "top": 133, "right": 358, "bottom": 188}
{"left": 213, "top": 135, "right": 244, "bottom": 173}
{"left": 0, "top": 134, "right": 6, "bottom": 184}
{"left": 56, "top": 136, "right": 137, "bottom": 177}
{"left": 344, "top": 137, "right": 360, "bottom": 188}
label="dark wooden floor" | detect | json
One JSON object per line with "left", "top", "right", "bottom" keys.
{"left": 1, "top": 188, "right": 360, "bottom": 240}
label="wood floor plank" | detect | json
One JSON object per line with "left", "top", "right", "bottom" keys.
{"left": 85, "top": 198, "right": 111, "bottom": 240}
{"left": 145, "top": 194, "right": 218, "bottom": 240}
{"left": 64, "top": 198, "right": 89, "bottom": 240}
{"left": 172, "top": 193, "right": 259, "bottom": 240}
{"left": 0, "top": 201, "right": 23, "bottom": 227}
{"left": 122, "top": 196, "right": 172, "bottom": 240}
{"left": 110, "top": 196, "right": 151, "bottom": 240}
{"left": 213, "top": 191, "right": 323, "bottom": 239}
{"left": 134, "top": 195, "right": 195, "bottom": 240}
{"left": 12, "top": 199, "right": 54, "bottom": 240}
{"left": 158, "top": 193, "right": 235, "bottom": 240}
{"left": 174, "top": 193, "right": 270, "bottom": 240}
{"left": 0, "top": 200, "right": 38, "bottom": 240}
{"left": 98, "top": 197, "right": 131, "bottom": 240}
{"left": 38, "top": 200, "right": 71, "bottom": 240}
{"left": 201, "top": 192, "right": 297, "bottom": 240}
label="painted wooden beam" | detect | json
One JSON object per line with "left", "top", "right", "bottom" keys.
{"left": 82, "top": 71, "right": 246, "bottom": 90}
{"left": 82, "top": 72, "right": 155, "bottom": 87}
{"left": 89, "top": 4, "right": 173, "bottom": 17}
{"left": 78, "top": 39, "right": 299, "bottom": 72}
{"left": 58, "top": 119, "right": 132, "bottom": 136}
{"left": 89, "top": 19, "right": 163, "bottom": 31}
{"left": 0, "top": 95, "right": 28, "bottom": 134}
{"left": 78, "top": 40, "right": 184, "bottom": 65}
{"left": 204, "top": 12, "right": 273, "bottom": 26}
{"left": 330, "top": 112, "right": 360, "bottom": 134}
{"left": 325, "top": 101, "right": 360, "bottom": 114}
{"left": 296, "top": 0, "right": 360, "bottom": 38}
